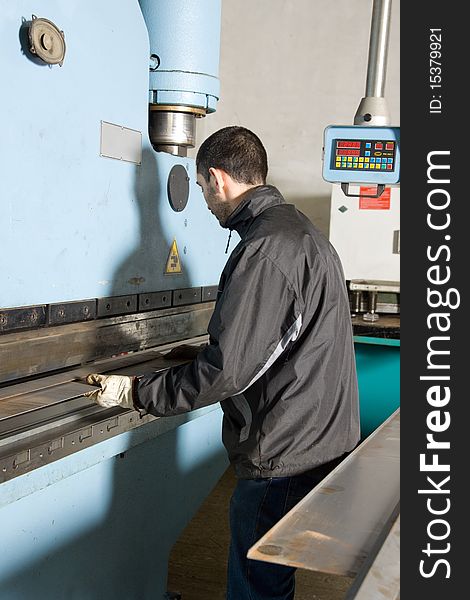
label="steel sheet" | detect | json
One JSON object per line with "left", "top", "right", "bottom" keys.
{"left": 248, "top": 410, "right": 400, "bottom": 577}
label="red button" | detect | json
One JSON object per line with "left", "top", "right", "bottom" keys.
{"left": 386, "top": 142, "right": 394, "bottom": 150}
{"left": 375, "top": 142, "right": 383, "bottom": 150}
{"left": 387, "top": 164, "right": 392, "bottom": 170}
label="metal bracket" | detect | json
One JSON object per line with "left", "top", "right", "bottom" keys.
{"left": 1, "top": 285, "right": 217, "bottom": 336}
{"left": 0, "top": 305, "right": 47, "bottom": 333}
{"left": 202, "top": 286, "right": 218, "bottom": 302}
{"left": 139, "top": 291, "right": 172, "bottom": 312}
{"left": 97, "top": 295, "right": 138, "bottom": 318}
{"left": 341, "top": 183, "right": 386, "bottom": 198}
{"left": 173, "top": 287, "right": 202, "bottom": 306}
{"left": 48, "top": 300, "right": 96, "bottom": 325}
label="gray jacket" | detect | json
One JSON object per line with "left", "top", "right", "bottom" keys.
{"left": 136, "top": 185, "right": 360, "bottom": 478}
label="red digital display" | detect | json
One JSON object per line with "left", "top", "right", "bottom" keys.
{"left": 336, "top": 149, "right": 360, "bottom": 156}
{"left": 337, "top": 141, "right": 361, "bottom": 149}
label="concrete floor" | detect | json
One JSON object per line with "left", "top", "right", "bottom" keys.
{"left": 167, "top": 467, "right": 353, "bottom": 600}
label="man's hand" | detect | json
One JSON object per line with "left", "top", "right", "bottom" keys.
{"left": 163, "top": 343, "right": 207, "bottom": 361}
{"left": 85, "top": 374, "right": 135, "bottom": 409}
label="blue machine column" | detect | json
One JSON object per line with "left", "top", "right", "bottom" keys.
{"left": 0, "top": 2, "right": 229, "bottom": 598}
{"left": 139, "top": 0, "right": 222, "bottom": 156}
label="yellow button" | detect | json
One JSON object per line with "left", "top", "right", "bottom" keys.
{"left": 359, "top": 157, "right": 364, "bottom": 162}
{"left": 359, "top": 164, "right": 363, "bottom": 168}
{"left": 353, "top": 164, "right": 357, "bottom": 168}
{"left": 365, "top": 157, "right": 369, "bottom": 162}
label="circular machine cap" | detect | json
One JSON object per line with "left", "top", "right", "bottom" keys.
{"left": 167, "top": 165, "right": 190, "bottom": 212}
{"left": 29, "top": 16, "right": 66, "bottom": 65}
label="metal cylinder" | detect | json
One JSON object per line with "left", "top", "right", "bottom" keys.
{"left": 352, "top": 290, "right": 362, "bottom": 315}
{"left": 365, "top": 0, "right": 392, "bottom": 98}
{"left": 363, "top": 291, "right": 379, "bottom": 322}
{"left": 369, "top": 290, "right": 378, "bottom": 313}
{"left": 149, "top": 110, "right": 197, "bottom": 157}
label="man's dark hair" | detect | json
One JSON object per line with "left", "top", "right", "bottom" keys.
{"left": 196, "top": 126, "right": 268, "bottom": 185}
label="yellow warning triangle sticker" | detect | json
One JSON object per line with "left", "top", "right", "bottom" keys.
{"left": 165, "top": 239, "right": 182, "bottom": 274}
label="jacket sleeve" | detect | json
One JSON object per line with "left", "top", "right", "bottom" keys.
{"left": 135, "top": 245, "right": 301, "bottom": 417}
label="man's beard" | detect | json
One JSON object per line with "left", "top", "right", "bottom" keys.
{"left": 206, "top": 189, "right": 233, "bottom": 226}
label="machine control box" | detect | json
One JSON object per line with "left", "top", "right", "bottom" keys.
{"left": 323, "top": 125, "right": 400, "bottom": 185}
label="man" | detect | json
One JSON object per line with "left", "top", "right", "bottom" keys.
{"left": 87, "top": 126, "right": 360, "bottom": 600}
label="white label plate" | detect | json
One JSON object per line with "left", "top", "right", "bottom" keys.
{"left": 100, "top": 121, "right": 142, "bottom": 165}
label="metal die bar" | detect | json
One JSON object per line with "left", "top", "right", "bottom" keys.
{"left": 0, "top": 302, "right": 214, "bottom": 383}
{"left": 0, "top": 382, "right": 94, "bottom": 421}
{"left": 0, "top": 336, "right": 208, "bottom": 483}
{"left": 1, "top": 285, "right": 217, "bottom": 334}
{"left": 0, "top": 407, "right": 153, "bottom": 483}
{"left": 0, "top": 349, "right": 204, "bottom": 437}
{"left": 0, "top": 335, "right": 207, "bottom": 404}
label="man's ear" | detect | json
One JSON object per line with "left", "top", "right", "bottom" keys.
{"left": 208, "top": 167, "right": 227, "bottom": 192}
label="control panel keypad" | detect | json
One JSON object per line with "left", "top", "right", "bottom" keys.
{"left": 333, "top": 139, "right": 396, "bottom": 171}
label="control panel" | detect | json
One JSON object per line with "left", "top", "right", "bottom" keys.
{"left": 323, "top": 126, "right": 400, "bottom": 186}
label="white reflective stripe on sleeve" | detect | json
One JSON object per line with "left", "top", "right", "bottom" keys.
{"left": 234, "top": 313, "right": 303, "bottom": 396}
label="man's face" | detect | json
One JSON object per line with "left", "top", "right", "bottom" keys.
{"left": 196, "top": 172, "right": 232, "bottom": 226}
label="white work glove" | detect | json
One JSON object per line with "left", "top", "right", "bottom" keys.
{"left": 85, "top": 374, "right": 135, "bottom": 409}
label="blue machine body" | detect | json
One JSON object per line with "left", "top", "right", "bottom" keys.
{"left": 0, "top": 2, "right": 229, "bottom": 598}
{"left": 0, "top": 407, "right": 228, "bottom": 599}
{"left": 0, "top": 0, "right": 228, "bottom": 310}
{"left": 323, "top": 125, "right": 400, "bottom": 185}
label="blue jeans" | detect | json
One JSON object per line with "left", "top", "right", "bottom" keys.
{"left": 227, "top": 459, "right": 342, "bottom": 600}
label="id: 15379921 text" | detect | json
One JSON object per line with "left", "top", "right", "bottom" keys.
{"left": 429, "top": 28, "right": 442, "bottom": 114}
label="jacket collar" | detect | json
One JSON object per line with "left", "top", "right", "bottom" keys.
{"left": 223, "top": 185, "right": 285, "bottom": 237}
